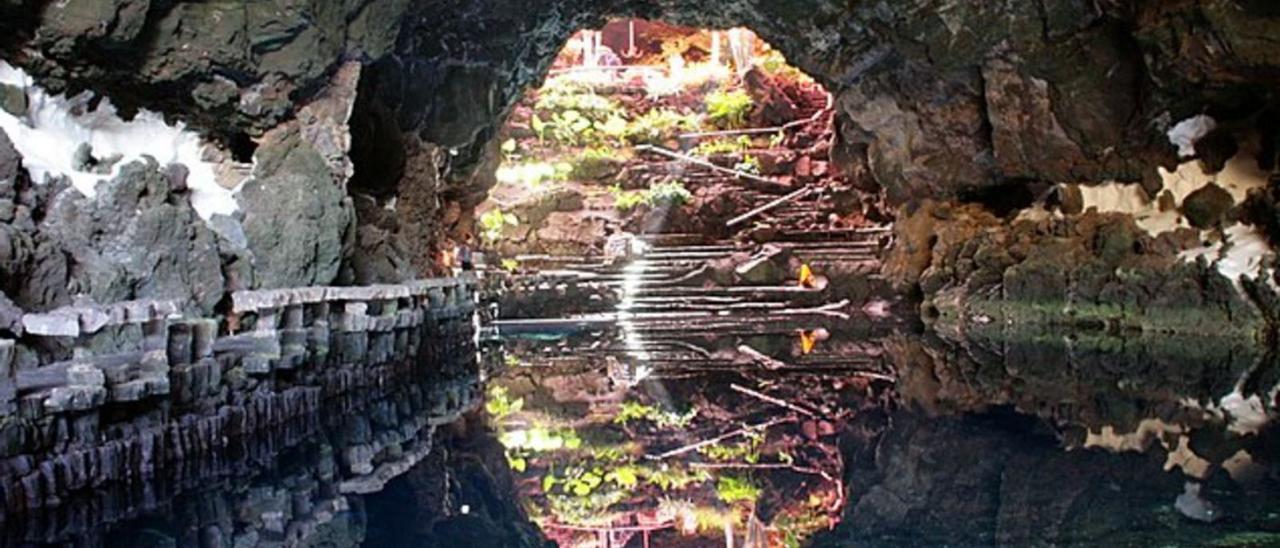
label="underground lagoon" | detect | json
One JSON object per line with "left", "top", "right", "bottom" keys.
{"left": 0, "top": 4, "right": 1279, "bottom": 548}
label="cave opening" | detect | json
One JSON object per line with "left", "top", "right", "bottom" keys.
{"left": 469, "top": 20, "right": 882, "bottom": 264}
{"left": 466, "top": 20, "right": 895, "bottom": 547}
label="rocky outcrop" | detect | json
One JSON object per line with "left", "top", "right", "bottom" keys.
{"left": 40, "top": 159, "right": 226, "bottom": 313}
{"left": 885, "top": 200, "right": 1269, "bottom": 338}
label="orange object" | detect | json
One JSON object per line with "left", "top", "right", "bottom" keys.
{"left": 798, "top": 263, "right": 815, "bottom": 288}
{"left": 799, "top": 330, "right": 818, "bottom": 354}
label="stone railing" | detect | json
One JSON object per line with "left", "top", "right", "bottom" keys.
{"left": 0, "top": 277, "right": 478, "bottom": 518}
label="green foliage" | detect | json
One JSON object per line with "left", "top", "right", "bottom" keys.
{"left": 496, "top": 160, "right": 570, "bottom": 188}
{"left": 501, "top": 258, "right": 520, "bottom": 272}
{"left": 485, "top": 385, "right": 524, "bottom": 422}
{"left": 531, "top": 82, "right": 628, "bottom": 147}
{"left": 500, "top": 426, "right": 582, "bottom": 452}
{"left": 613, "top": 400, "right": 698, "bottom": 428}
{"left": 698, "top": 442, "right": 760, "bottom": 464}
{"left": 758, "top": 49, "right": 810, "bottom": 83}
{"left": 695, "top": 135, "right": 753, "bottom": 156}
{"left": 479, "top": 209, "right": 519, "bottom": 243}
{"left": 646, "top": 466, "right": 712, "bottom": 491}
{"left": 716, "top": 475, "right": 761, "bottom": 504}
{"left": 624, "top": 109, "right": 701, "bottom": 145}
{"left": 643, "top": 181, "right": 693, "bottom": 208}
{"left": 769, "top": 130, "right": 787, "bottom": 148}
{"left": 705, "top": 89, "right": 754, "bottom": 129}
{"left": 568, "top": 147, "right": 620, "bottom": 180}
{"left": 735, "top": 154, "right": 762, "bottom": 175}
{"left": 610, "top": 184, "right": 646, "bottom": 212}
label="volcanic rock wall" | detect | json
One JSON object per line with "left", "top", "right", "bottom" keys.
{"left": 1, "top": 1, "right": 1276, "bottom": 334}
{"left": 0, "top": 277, "right": 478, "bottom": 526}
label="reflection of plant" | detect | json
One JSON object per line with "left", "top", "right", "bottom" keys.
{"left": 485, "top": 386, "right": 524, "bottom": 422}
{"left": 501, "top": 258, "right": 520, "bottom": 272}
{"left": 500, "top": 426, "right": 582, "bottom": 452}
{"left": 646, "top": 466, "right": 712, "bottom": 491}
{"left": 624, "top": 109, "right": 701, "bottom": 145}
{"left": 735, "top": 154, "right": 762, "bottom": 175}
{"left": 706, "top": 89, "right": 754, "bottom": 129}
{"left": 716, "top": 475, "right": 761, "bottom": 504}
{"left": 479, "top": 209, "right": 519, "bottom": 243}
{"left": 614, "top": 400, "right": 698, "bottom": 428}
{"left": 775, "top": 494, "right": 833, "bottom": 548}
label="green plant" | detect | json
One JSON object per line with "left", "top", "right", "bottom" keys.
{"left": 479, "top": 209, "right": 519, "bottom": 243}
{"left": 643, "top": 181, "right": 693, "bottom": 208}
{"left": 624, "top": 109, "right": 701, "bottom": 145}
{"left": 758, "top": 49, "right": 810, "bottom": 83}
{"left": 568, "top": 147, "right": 620, "bottom": 180}
{"left": 769, "top": 131, "right": 787, "bottom": 148}
{"left": 646, "top": 466, "right": 711, "bottom": 491}
{"left": 716, "top": 475, "right": 761, "bottom": 504}
{"left": 501, "top": 258, "right": 520, "bottom": 272}
{"left": 610, "top": 184, "right": 646, "bottom": 212}
{"left": 531, "top": 83, "right": 629, "bottom": 147}
{"left": 613, "top": 400, "right": 698, "bottom": 429}
{"left": 695, "top": 135, "right": 753, "bottom": 156}
{"left": 485, "top": 385, "right": 524, "bottom": 421}
{"left": 705, "top": 89, "right": 754, "bottom": 129}
{"left": 735, "top": 154, "right": 762, "bottom": 175}
{"left": 500, "top": 426, "right": 582, "bottom": 452}
{"left": 496, "top": 160, "right": 569, "bottom": 188}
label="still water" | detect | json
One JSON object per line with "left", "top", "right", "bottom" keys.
{"left": 6, "top": 282, "right": 1278, "bottom": 546}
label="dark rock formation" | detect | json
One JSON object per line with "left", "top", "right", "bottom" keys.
{"left": 884, "top": 201, "right": 1266, "bottom": 337}
{"left": 4, "top": 1, "right": 1278, "bottom": 205}
{"left": 39, "top": 158, "right": 225, "bottom": 313}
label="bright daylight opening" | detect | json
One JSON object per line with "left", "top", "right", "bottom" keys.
{"left": 475, "top": 20, "right": 887, "bottom": 548}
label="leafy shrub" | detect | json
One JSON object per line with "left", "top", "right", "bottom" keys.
{"left": 624, "top": 109, "right": 701, "bottom": 145}
{"left": 613, "top": 400, "right": 698, "bottom": 428}
{"left": 479, "top": 209, "right": 519, "bottom": 243}
{"left": 644, "top": 181, "right": 693, "bottom": 208}
{"left": 611, "top": 181, "right": 693, "bottom": 212}
{"left": 568, "top": 147, "right": 620, "bottom": 180}
{"left": 716, "top": 475, "right": 761, "bottom": 504}
{"left": 705, "top": 89, "right": 754, "bottom": 129}
{"left": 531, "top": 83, "right": 629, "bottom": 147}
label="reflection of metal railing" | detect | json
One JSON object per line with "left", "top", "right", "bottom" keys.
{"left": 543, "top": 520, "right": 674, "bottom": 548}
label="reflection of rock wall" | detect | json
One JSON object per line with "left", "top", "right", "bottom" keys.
{"left": 888, "top": 328, "right": 1278, "bottom": 482}
{"left": 0, "top": 278, "right": 477, "bottom": 524}
{"left": 8, "top": 368, "right": 485, "bottom": 547}
{"left": 815, "top": 411, "right": 1280, "bottom": 547}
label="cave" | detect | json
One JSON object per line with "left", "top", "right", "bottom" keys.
{"left": 1, "top": 2, "right": 1279, "bottom": 547}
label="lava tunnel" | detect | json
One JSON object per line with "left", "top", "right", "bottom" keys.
{"left": 1, "top": 2, "right": 1279, "bottom": 547}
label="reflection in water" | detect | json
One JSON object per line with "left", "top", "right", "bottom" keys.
{"left": 34, "top": 313, "right": 1279, "bottom": 547}
{"left": 489, "top": 320, "right": 897, "bottom": 547}
{"left": 488, "top": 313, "right": 1280, "bottom": 547}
